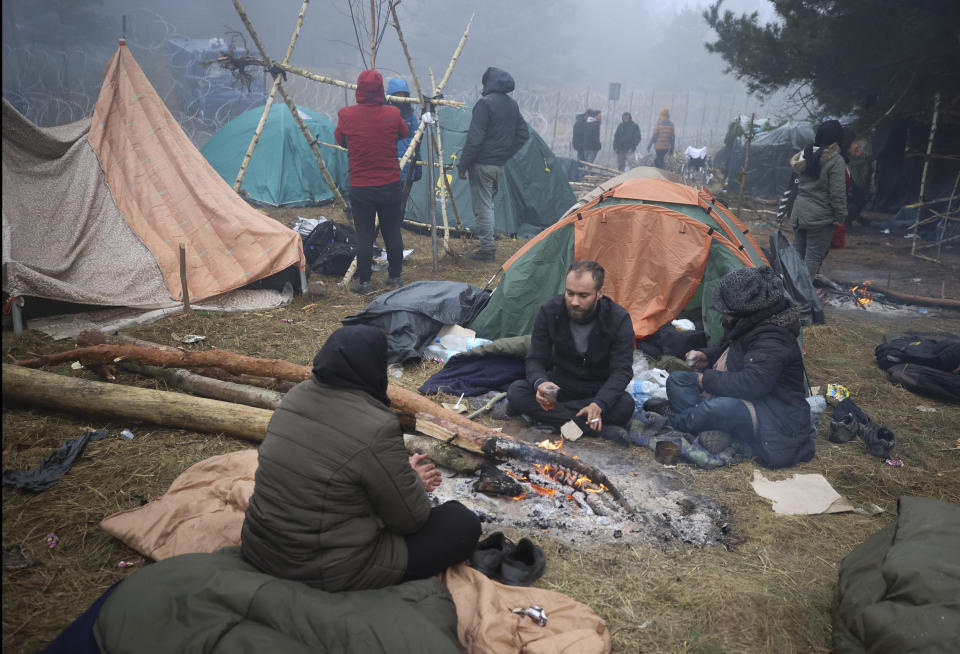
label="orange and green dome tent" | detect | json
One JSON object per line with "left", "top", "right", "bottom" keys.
{"left": 469, "top": 174, "right": 768, "bottom": 345}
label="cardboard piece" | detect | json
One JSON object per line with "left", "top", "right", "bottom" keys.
{"left": 750, "top": 470, "right": 855, "bottom": 515}
{"left": 560, "top": 420, "right": 583, "bottom": 441}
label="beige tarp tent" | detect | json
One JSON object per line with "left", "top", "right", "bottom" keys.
{"left": 2, "top": 41, "right": 305, "bottom": 312}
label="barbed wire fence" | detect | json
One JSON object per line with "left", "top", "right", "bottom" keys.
{"left": 3, "top": 8, "right": 771, "bottom": 168}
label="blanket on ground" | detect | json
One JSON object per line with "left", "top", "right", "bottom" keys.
{"left": 99, "top": 449, "right": 612, "bottom": 654}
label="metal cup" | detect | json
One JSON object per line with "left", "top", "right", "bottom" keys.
{"left": 655, "top": 440, "right": 681, "bottom": 465}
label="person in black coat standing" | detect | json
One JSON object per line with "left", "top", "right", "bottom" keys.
{"left": 664, "top": 266, "right": 815, "bottom": 468}
{"left": 613, "top": 112, "right": 641, "bottom": 171}
{"left": 457, "top": 67, "right": 529, "bottom": 261}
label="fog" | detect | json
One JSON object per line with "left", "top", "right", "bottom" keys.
{"left": 2, "top": 0, "right": 786, "bottom": 159}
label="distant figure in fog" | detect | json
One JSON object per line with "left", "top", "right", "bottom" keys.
{"left": 647, "top": 108, "right": 675, "bottom": 169}
{"left": 613, "top": 112, "right": 641, "bottom": 172}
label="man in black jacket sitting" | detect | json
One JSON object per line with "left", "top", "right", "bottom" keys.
{"left": 664, "top": 266, "right": 815, "bottom": 468}
{"left": 507, "top": 260, "right": 636, "bottom": 442}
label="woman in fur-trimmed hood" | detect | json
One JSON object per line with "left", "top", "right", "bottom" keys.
{"left": 789, "top": 119, "right": 848, "bottom": 280}
{"left": 664, "top": 266, "right": 816, "bottom": 469}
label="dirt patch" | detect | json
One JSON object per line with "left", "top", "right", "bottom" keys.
{"left": 4, "top": 204, "right": 959, "bottom": 654}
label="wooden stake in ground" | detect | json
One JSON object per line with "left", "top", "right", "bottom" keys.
{"left": 179, "top": 243, "right": 190, "bottom": 311}
{"left": 430, "top": 67, "right": 452, "bottom": 252}
{"left": 3, "top": 364, "right": 273, "bottom": 443}
{"left": 233, "top": 0, "right": 309, "bottom": 193}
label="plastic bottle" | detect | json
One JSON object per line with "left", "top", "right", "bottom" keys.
{"left": 424, "top": 342, "right": 453, "bottom": 363}
{"left": 806, "top": 395, "right": 826, "bottom": 414}
{"left": 464, "top": 337, "right": 492, "bottom": 350}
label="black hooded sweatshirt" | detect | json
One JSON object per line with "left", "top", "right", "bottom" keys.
{"left": 458, "top": 67, "right": 529, "bottom": 171}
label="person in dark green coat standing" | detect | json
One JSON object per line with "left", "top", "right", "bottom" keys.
{"left": 789, "top": 119, "right": 848, "bottom": 280}
{"left": 241, "top": 325, "right": 480, "bottom": 591}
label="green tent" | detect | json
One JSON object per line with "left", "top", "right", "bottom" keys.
{"left": 469, "top": 174, "right": 769, "bottom": 344}
{"left": 201, "top": 104, "right": 348, "bottom": 207}
{"left": 403, "top": 106, "right": 575, "bottom": 238}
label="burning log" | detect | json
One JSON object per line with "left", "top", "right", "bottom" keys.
{"left": 473, "top": 463, "right": 524, "bottom": 498}
{"left": 416, "top": 413, "right": 634, "bottom": 515}
{"left": 858, "top": 282, "right": 960, "bottom": 309}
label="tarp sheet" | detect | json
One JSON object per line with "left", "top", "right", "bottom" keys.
{"left": 342, "top": 281, "right": 490, "bottom": 363}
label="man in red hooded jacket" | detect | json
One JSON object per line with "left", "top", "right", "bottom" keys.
{"left": 335, "top": 70, "right": 410, "bottom": 293}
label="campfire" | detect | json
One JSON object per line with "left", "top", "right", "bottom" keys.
{"left": 850, "top": 281, "right": 874, "bottom": 307}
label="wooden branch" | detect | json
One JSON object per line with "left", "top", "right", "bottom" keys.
{"left": 231, "top": 0, "right": 348, "bottom": 211}
{"left": 465, "top": 391, "right": 507, "bottom": 420}
{"left": 397, "top": 14, "right": 472, "bottom": 170}
{"left": 2, "top": 364, "right": 272, "bottom": 442}
{"left": 179, "top": 244, "right": 190, "bottom": 310}
{"left": 389, "top": 1, "right": 425, "bottom": 104}
{"left": 120, "top": 362, "right": 284, "bottom": 410}
{"left": 77, "top": 332, "right": 297, "bottom": 392}
{"left": 233, "top": 0, "right": 308, "bottom": 192}
{"left": 860, "top": 282, "right": 960, "bottom": 308}
{"left": 216, "top": 55, "right": 463, "bottom": 108}
{"left": 340, "top": 257, "right": 358, "bottom": 287}
{"left": 415, "top": 413, "right": 634, "bottom": 515}
{"left": 430, "top": 67, "right": 451, "bottom": 252}
{"left": 435, "top": 13, "right": 473, "bottom": 93}
{"left": 14, "top": 344, "right": 311, "bottom": 382}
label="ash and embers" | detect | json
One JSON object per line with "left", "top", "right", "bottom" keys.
{"left": 429, "top": 435, "right": 728, "bottom": 547}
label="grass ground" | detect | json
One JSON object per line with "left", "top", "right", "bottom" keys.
{"left": 3, "top": 205, "right": 958, "bottom": 653}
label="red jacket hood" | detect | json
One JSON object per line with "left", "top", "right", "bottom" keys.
{"left": 355, "top": 70, "right": 385, "bottom": 105}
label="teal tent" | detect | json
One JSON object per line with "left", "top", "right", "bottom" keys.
{"left": 201, "top": 104, "right": 348, "bottom": 207}
{"left": 403, "top": 106, "right": 575, "bottom": 238}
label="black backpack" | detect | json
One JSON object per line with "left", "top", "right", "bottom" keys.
{"left": 302, "top": 221, "right": 378, "bottom": 276}
{"left": 875, "top": 332, "right": 960, "bottom": 372}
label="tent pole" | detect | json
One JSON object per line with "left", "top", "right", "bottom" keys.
{"left": 425, "top": 99, "right": 439, "bottom": 272}
{"left": 912, "top": 92, "right": 940, "bottom": 258}
{"left": 429, "top": 67, "right": 452, "bottom": 252}
{"left": 233, "top": 0, "right": 309, "bottom": 193}
{"left": 397, "top": 13, "right": 472, "bottom": 173}
{"left": 231, "top": 0, "right": 348, "bottom": 213}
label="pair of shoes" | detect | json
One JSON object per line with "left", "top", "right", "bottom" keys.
{"left": 697, "top": 430, "right": 732, "bottom": 455}
{"left": 828, "top": 412, "right": 895, "bottom": 458}
{"left": 469, "top": 250, "right": 495, "bottom": 262}
{"left": 599, "top": 424, "right": 630, "bottom": 445}
{"left": 349, "top": 280, "right": 373, "bottom": 294}
{"left": 384, "top": 276, "right": 403, "bottom": 289}
{"left": 470, "top": 532, "right": 546, "bottom": 586}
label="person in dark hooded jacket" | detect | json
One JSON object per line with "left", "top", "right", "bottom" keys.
{"left": 613, "top": 112, "right": 641, "bottom": 171}
{"left": 457, "top": 67, "right": 529, "bottom": 261}
{"left": 663, "top": 266, "right": 815, "bottom": 469}
{"left": 335, "top": 70, "right": 409, "bottom": 293}
{"left": 241, "top": 325, "right": 481, "bottom": 592}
